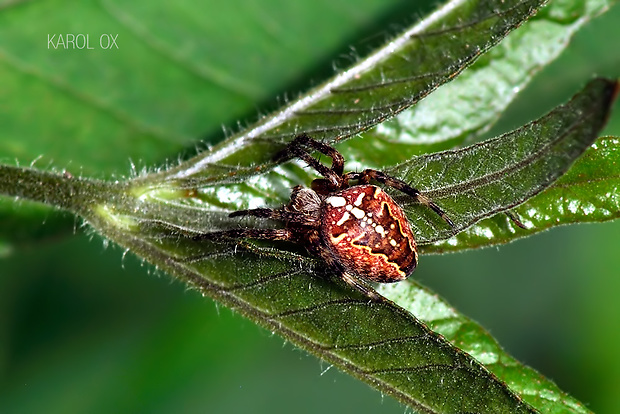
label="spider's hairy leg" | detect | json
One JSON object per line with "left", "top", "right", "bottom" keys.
{"left": 230, "top": 208, "right": 319, "bottom": 226}
{"left": 229, "top": 208, "right": 275, "bottom": 219}
{"left": 287, "top": 133, "right": 345, "bottom": 176}
{"left": 304, "top": 231, "right": 384, "bottom": 302}
{"left": 351, "top": 169, "right": 454, "bottom": 227}
{"left": 138, "top": 218, "right": 296, "bottom": 242}
{"left": 190, "top": 228, "right": 295, "bottom": 242}
{"left": 274, "top": 133, "right": 345, "bottom": 190}
{"left": 340, "top": 272, "right": 384, "bottom": 302}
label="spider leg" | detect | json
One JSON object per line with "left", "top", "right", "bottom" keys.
{"left": 190, "top": 227, "right": 295, "bottom": 242}
{"left": 275, "top": 133, "right": 345, "bottom": 190}
{"left": 287, "top": 133, "right": 345, "bottom": 176}
{"left": 229, "top": 208, "right": 318, "bottom": 226}
{"left": 505, "top": 210, "right": 527, "bottom": 229}
{"left": 340, "top": 272, "right": 384, "bottom": 302}
{"left": 302, "top": 231, "right": 384, "bottom": 301}
{"left": 182, "top": 228, "right": 296, "bottom": 264}
{"left": 350, "top": 169, "right": 454, "bottom": 227}
{"left": 229, "top": 208, "right": 277, "bottom": 219}
{"left": 138, "top": 219, "right": 296, "bottom": 242}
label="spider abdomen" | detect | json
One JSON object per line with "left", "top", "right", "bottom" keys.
{"left": 320, "top": 185, "right": 418, "bottom": 283}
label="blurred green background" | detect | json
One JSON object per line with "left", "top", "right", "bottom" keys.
{"left": 1, "top": 0, "right": 619, "bottom": 413}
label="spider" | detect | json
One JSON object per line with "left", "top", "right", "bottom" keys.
{"left": 194, "top": 134, "right": 453, "bottom": 300}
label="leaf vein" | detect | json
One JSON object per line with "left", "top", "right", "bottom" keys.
{"left": 320, "top": 334, "right": 431, "bottom": 351}
{"left": 365, "top": 363, "right": 462, "bottom": 375}
{"left": 272, "top": 298, "right": 372, "bottom": 318}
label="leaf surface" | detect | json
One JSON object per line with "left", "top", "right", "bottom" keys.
{"left": 393, "top": 78, "right": 619, "bottom": 245}
{"left": 425, "top": 135, "right": 620, "bottom": 253}
{"left": 159, "top": 0, "right": 547, "bottom": 183}
{"left": 343, "top": 0, "right": 618, "bottom": 168}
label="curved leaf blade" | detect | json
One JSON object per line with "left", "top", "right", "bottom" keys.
{"left": 160, "top": 0, "right": 547, "bottom": 182}
{"left": 83, "top": 212, "right": 539, "bottom": 414}
{"left": 425, "top": 135, "right": 620, "bottom": 253}
{"left": 377, "top": 280, "right": 591, "bottom": 414}
{"left": 391, "top": 78, "right": 619, "bottom": 245}
{"left": 344, "top": 0, "right": 618, "bottom": 169}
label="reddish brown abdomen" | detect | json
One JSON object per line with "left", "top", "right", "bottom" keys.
{"left": 320, "top": 185, "right": 417, "bottom": 283}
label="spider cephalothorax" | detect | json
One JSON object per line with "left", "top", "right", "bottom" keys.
{"left": 201, "top": 134, "right": 453, "bottom": 299}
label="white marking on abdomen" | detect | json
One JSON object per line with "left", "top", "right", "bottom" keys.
{"left": 354, "top": 193, "right": 365, "bottom": 206}
{"left": 326, "top": 196, "right": 346, "bottom": 207}
{"left": 336, "top": 211, "right": 351, "bottom": 226}
{"left": 350, "top": 207, "right": 365, "bottom": 219}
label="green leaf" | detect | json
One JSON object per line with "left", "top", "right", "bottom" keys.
{"left": 158, "top": 0, "right": 548, "bottom": 183}
{"left": 0, "top": 0, "right": 426, "bottom": 244}
{"left": 427, "top": 135, "right": 620, "bottom": 253}
{"left": 377, "top": 280, "right": 590, "bottom": 413}
{"left": 86, "top": 77, "right": 620, "bottom": 414}
{"left": 393, "top": 78, "right": 619, "bottom": 246}
{"left": 344, "top": 0, "right": 618, "bottom": 168}
{"left": 2, "top": 0, "right": 615, "bottom": 246}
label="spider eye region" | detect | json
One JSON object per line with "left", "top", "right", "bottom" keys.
{"left": 320, "top": 185, "right": 418, "bottom": 283}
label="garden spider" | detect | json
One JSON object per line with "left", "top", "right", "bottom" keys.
{"left": 192, "top": 134, "right": 453, "bottom": 300}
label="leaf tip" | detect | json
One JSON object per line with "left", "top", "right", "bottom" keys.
{"left": 599, "top": 77, "right": 620, "bottom": 120}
